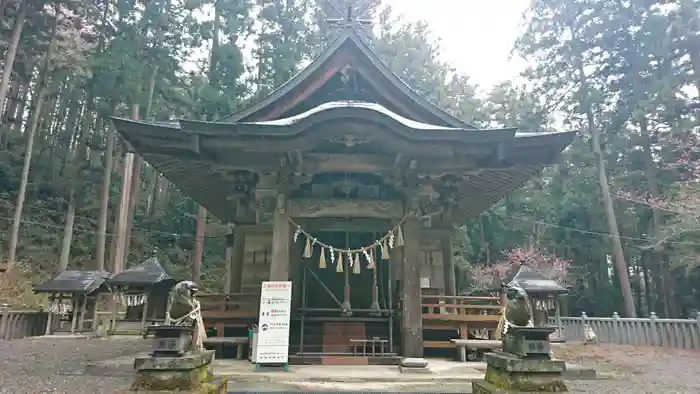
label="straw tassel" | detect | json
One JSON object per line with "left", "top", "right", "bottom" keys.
{"left": 353, "top": 253, "right": 361, "bottom": 274}
{"left": 364, "top": 249, "right": 374, "bottom": 269}
{"left": 396, "top": 226, "right": 404, "bottom": 247}
{"left": 319, "top": 247, "right": 327, "bottom": 269}
{"left": 336, "top": 252, "right": 343, "bottom": 273}
{"left": 303, "top": 237, "right": 312, "bottom": 258}
{"left": 381, "top": 240, "right": 389, "bottom": 260}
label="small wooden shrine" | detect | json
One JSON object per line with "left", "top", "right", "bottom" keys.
{"left": 504, "top": 266, "right": 569, "bottom": 340}
{"left": 106, "top": 257, "right": 177, "bottom": 335}
{"left": 34, "top": 270, "right": 112, "bottom": 335}
{"left": 111, "top": 18, "right": 575, "bottom": 363}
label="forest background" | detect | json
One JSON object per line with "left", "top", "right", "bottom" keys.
{"left": 0, "top": 0, "right": 699, "bottom": 319}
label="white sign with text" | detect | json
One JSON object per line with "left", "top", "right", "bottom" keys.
{"left": 254, "top": 281, "right": 292, "bottom": 364}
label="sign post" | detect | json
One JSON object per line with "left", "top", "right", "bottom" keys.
{"left": 254, "top": 281, "right": 292, "bottom": 369}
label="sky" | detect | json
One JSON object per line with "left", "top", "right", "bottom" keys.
{"left": 381, "top": 0, "right": 531, "bottom": 91}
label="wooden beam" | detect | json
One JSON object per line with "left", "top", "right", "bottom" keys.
{"left": 304, "top": 153, "right": 394, "bottom": 173}
{"left": 298, "top": 217, "right": 392, "bottom": 233}
{"left": 233, "top": 224, "right": 272, "bottom": 234}
{"left": 287, "top": 198, "right": 404, "bottom": 219}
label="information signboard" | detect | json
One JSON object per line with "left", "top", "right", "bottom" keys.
{"left": 254, "top": 281, "right": 292, "bottom": 364}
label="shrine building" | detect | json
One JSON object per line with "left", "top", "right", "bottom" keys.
{"left": 111, "top": 23, "right": 575, "bottom": 364}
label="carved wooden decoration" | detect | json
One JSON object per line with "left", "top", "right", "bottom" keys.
{"left": 288, "top": 198, "right": 404, "bottom": 219}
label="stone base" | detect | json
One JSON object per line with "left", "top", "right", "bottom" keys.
{"left": 254, "top": 363, "right": 289, "bottom": 372}
{"left": 129, "top": 350, "right": 224, "bottom": 392}
{"left": 485, "top": 352, "right": 566, "bottom": 373}
{"left": 400, "top": 357, "right": 428, "bottom": 368}
{"left": 398, "top": 357, "right": 430, "bottom": 374}
{"left": 117, "top": 377, "right": 227, "bottom": 394}
{"left": 398, "top": 365, "right": 432, "bottom": 374}
{"left": 481, "top": 352, "right": 568, "bottom": 392}
{"left": 473, "top": 378, "right": 567, "bottom": 393}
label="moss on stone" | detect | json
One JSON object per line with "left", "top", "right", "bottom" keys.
{"left": 485, "top": 366, "right": 568, "bottom": 392}
{"left": 131, "top": 364, "right": 211, "bottom": 391}
{"left": 123, "top": 375, "right": 227, "bottom": 393}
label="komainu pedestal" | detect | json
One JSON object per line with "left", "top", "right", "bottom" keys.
{"left": 472, "top": 327, "right": 568, "bottom": 393}
{"left": 126, "top": 350, "right": 226, "bottom": 393}
{"left": 119, "top": 283, "right": 227, "bottom": 393}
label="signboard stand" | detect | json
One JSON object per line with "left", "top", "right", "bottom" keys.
{"left": 252, "top": 281, "right": 292, "bottom": 372}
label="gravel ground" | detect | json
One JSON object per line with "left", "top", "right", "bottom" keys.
{"left": 558, "top": 343, "right": 700, "bottom": 393}
{"left": 0, "top": 337, "right": 150, "bottom": 394}
{"left": 1, "top": 338, "right": 699, "bottom": 393}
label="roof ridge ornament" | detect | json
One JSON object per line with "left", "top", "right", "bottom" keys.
{"left": 324, "top": 0, "right": 374, "bottom": 41}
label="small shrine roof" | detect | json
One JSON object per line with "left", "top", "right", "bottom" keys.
{"left": 506, "top": 266, "right": 569, "bottom": 295}
{"left": 108, "top": 257, "right": 175, "bottom": 287}
{"left": 34, "top": 270, "right": 112, "bottom": 295}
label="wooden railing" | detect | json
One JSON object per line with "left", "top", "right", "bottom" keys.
{"left": 422, "top": 295, "right": 503, "bottom": 313}
{"left": 422, "top": 295, "right": 503, "bottom": 322}
{"left": 421, "top": 295, "right": 503, "bottom": 348}
{"left": 0, "top": 307, "right": 48, "bottom": 340}
{"left": 198, "top": 292, "right": 260, "bottom": 319}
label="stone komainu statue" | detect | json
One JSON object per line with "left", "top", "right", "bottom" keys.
{"left": 495, "top": 283, "right": 534, "bottom": 339}
{"left": 165, "top": 280, "right": 207, "bottom": 352}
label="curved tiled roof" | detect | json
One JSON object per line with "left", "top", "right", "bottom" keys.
{"left": 34, "top": 270, "right": 112, "bottom": 295}
{"left": 108, "top": 257, "right": 176, "bottom": 287}
{"left": 219, "top": 28, "right": 478, "bottom": 129}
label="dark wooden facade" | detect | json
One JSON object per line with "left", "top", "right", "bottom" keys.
{"left": 111, "top": 27, "right": 575, "bottom": 362}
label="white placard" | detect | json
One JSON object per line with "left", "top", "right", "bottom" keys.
{"left": 254, "top": 281, "right": 292, "bottom": 364}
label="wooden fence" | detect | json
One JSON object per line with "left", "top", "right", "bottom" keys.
{"left": 552, "top": 312, "right": 700, "bottom": 350}
{"left": 0, "top": 306, "right": 48, "bottom": 340}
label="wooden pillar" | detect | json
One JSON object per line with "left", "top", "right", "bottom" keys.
{"left": 70, "top": 298, "right": 79, "bottom": 334}
{"left": 290, "top": 231, "right": 303, "bottom": 311}
{"left": 441, "top": 235, "right": 456, "bottom": 297}
{"left": 192, "top": 205, "right": 207, "bottom": 283}
{"left": 555, "top": 295, "right": 563, "bottom": 339}
{"left": 269, "top": 194, "right": 291, "bottom": 281}
{"left": 224, "top": 236, "right": 233, "bottom": 293}
{"left": 140, "top": 293, "right": 149, "bottom": 332}
{"left": 391, "top": 244, "right": 404, "bottom": 309}
{"left": 225, "top": 232, "right": 245, "bottom": 293}
{"left": 77, "top": 295, "right": 88, "bottom": 333}
{"left": 44, "top": 298, "right": 54, "bottom": 336}
{"left": 91, "top": 296, "right": 100, "bottom": 332}
{"left": 401, "top": 217, "right": 423, "bottom": 358}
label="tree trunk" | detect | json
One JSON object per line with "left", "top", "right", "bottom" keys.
{"left": 588, "top": 101, "right": 636, "bottom": 317}
{"left": 58, "top": 192, "right": 77, "bottom": 270}
{"left": 122, "top": 156, "right": 142, "bottom": 258}
{"left": 111, "top": 104, "right": 139, "bottom": 273}
{"left": 96, "top": 107, "right": 116, "bottom": 271}
{"left": 122, "top": 66, "right": 157, "bottom": 257}
{"left": 157, "top": 176, "right": 170, "bottom": 211}
{"left": 192, "top": 205, "right": 207, "bottom": 283}
{"left": 576, "top": 59, "right": 636, "bottom": 317}
{"left": 145, "top": 170, "right": 159, "bottom": 217}
{"left": 639, "top": 118, "right": 674, "bottom": 316}
{"left": 0, "top": 1, "right": 28, "bottom": 119}
{"left": 12, "top": 82, "right": 28, "bottom": 134}
{"left": 6, "top": 30, "right": 57, "bottom": 266}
